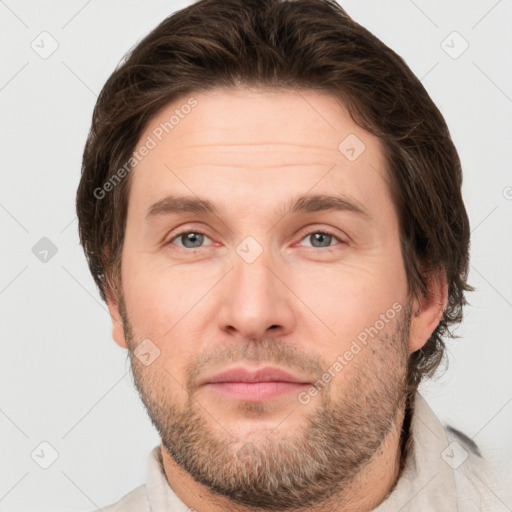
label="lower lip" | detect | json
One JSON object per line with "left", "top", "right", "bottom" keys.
{"left": 204, "top": 381, "right": 310, "bottom": 401}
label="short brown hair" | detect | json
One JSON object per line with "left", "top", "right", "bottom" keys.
{"left": 76, "top": 0, "right": 473, "bottom": 395}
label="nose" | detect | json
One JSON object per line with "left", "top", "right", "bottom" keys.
{"left": 216, "top": 249, "right": 296, "bottom": 341}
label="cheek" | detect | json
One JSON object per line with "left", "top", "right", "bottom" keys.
{"left": 120, "top": 252, "right": 216, "bottom": 343}
{"left": 289, "top": 251, "right": 407, "bottom": 347}
{"left": 122, "top": 267, "right": 201, "bottom": 393}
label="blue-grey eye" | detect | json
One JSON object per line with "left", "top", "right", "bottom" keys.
{"left": 302, "top": 231, "right": 339, "bottom": 248}
{"left": 174, "top": 232, "right": 209, "bottom": 249}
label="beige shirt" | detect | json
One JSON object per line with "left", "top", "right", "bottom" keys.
{"left": 93, "top": 392, "right": 504, "bottom": 511}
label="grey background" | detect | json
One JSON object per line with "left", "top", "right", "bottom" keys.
{"left": 1, "top": 1, "right": 511, "bottom": 511}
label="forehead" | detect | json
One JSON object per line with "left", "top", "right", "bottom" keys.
{"left": 127, "top": 87, "right": 394, "bottom": 222}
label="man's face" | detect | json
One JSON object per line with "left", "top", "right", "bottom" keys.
{"left": 109, "top": 88, "right": 416, "bottom": 509}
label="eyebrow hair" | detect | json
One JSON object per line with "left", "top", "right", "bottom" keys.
{"left": 146, "top": 193, "right": 371, "bottom": 221}
{"left": 146, "top": 195, "right": 219, "bottom": 218}
{"left": 283, "top": 193, "right": 370, "bottom": 219}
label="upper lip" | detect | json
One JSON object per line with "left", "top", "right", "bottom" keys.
{"left": 202, "top": 366, "right": 311, "bottom": 385}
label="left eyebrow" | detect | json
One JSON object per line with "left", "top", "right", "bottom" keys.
{"left": 145, "top": 193, "right": 371, "bottom": 221}
{"left": 282, "top": 193, "right": 371, "bottom": 220}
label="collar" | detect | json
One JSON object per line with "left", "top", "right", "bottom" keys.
{"left": 372, "top": 391, "right": 458, "bottom": 511}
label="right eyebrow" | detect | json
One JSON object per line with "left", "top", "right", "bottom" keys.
{"left": 146, "top": 195, "right": 219, "bottom": 220}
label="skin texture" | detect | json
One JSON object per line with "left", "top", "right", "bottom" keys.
{"left": 106, "top": 88, "right": 448, "bottom": 512}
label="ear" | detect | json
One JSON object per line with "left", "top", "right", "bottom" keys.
{"left": 409, "top": 269, "right": 448, "bottom": 354}
{"left": 105, "top": 284, "right": 128, "bottom": 349}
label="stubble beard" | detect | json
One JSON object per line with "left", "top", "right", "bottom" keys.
{"left": 120, "top": 296, "right": 412, "bottom": 511}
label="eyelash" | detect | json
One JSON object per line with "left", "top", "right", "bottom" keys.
{"left": 166, "top": 228, "right": 344, "bottom": 251}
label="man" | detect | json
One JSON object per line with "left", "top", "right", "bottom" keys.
{"left": 76, "top": 0, "right": 502, "bottom": 510}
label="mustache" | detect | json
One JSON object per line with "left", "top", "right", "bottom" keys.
{"left": 190, "top": 336, "right": 325, "bottom": 370}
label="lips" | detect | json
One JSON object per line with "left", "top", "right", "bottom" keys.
{"left": 202, "top": 366, "right": 311, "bottom": 385}
{"left": 201, "top": 366, "right": 312, "bottom": 402}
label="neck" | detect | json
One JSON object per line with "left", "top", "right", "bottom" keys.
{"left": 159, "top": 396, "right": 414, "bottom": 512}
